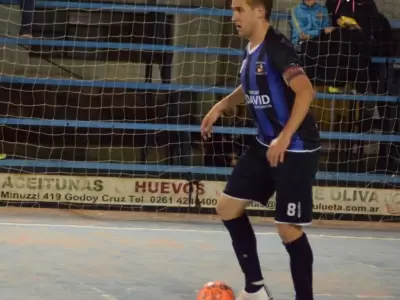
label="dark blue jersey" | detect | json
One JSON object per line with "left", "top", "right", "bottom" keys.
{"left": 240, "top": 27, "right": 320, "bottom": 151}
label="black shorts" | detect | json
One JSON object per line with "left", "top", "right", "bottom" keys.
{"left": 223, "top": 141, "right": 319, "bottom": 225}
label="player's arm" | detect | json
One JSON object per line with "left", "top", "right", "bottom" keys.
{"left": 201, "top": 85, "right": 244, "bottom": 139}
{"left": 270, "top": 39, "right": 315, "bottom": 139}
{"left": 216, "top": 49, "right": 247, "bottom": 112}
{"left": 281, "top": 67, "right": 315, "bottom": 138}
{"left": 217, "top": 85, "right": 245, "bottom": 112}
{"left": 201, "top": 51, "right": 246, "bottom": 139}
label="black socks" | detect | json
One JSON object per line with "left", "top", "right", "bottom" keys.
{"left": 284, "top": 233, "right": 314, "bottom": 300}
{"left": 222, "top": 214, "right": 264, "bottom": 293}
{"left": 222, "top": 213, "right": 313, "bottom": 299}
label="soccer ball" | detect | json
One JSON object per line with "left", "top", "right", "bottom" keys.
{"left": 196, "top": 281, "right": 235, "bottom": 300}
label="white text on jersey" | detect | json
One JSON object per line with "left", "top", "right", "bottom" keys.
{"left": 245, "top": 90, "right": 272, "bottom": 109}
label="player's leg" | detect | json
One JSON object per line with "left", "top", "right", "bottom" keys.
{"left": 273, "top": 150, "right": 319, "bottom": 300}
{"left": 216, "top": 143, "right": 275, "bottom": 300}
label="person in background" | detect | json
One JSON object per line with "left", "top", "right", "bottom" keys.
{"left": 291, "top": 0, "right": 373, "bottom": 94}
{"left": 326, "top": 0, "right": 394, "bottom": 168}
{"left": 325, "top": 0, "right": 379, "bottom": 38}
{"left": 324, "top": 0, "right": 379, "bottom": 94}
{"left": 291, "top": 0, "right": 333, "bottom": 52}
{"left": 326, "top": 0, "right": 394, "bottom": 69}
{"left": 19, "top": 0, "right": 35, "bottom": 37}
{"left": 290, "top": 0, "right": 337, "bottom": 90}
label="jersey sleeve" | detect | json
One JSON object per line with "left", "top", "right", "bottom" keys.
{"left": 268, "top": 36, "right": 305, "bottom": 85}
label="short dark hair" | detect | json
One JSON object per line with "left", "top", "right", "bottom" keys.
{"left": 248, "top": 0, "right": 273, "bottom": 20}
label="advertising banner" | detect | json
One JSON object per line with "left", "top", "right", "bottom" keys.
{"left": 0, "top": 174, "right": 398, "bottom": 216}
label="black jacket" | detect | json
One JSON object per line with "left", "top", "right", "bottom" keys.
{"left": 325, "top": 0, "right": 393, "bottom": 56}
{"left": 326, "top": 0, "right": 379, "bottom": 30}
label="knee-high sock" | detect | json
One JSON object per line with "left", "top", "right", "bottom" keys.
{"left": 223, "top": 213, "right": 264, "bottom": 293}
{"left": 284, "top": 233, "right": 314, "bottom": 300}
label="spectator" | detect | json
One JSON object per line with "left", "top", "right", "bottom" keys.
{"left": 290, "top": 0, "right": 332, "bottom": 51}
{"left": 327, "top": 0, "right": 395, "bottom": 164}
{"left": 326, "top": 0, "right": 379, "bottom": 38}
{"left": 291, "top": 0, "right": 373, "bottom": 94}
{"left": 324, "top": 0, "right": 380, "bottom": 94}
{"left": 19, "top": 0, "right": 35, "bottom": 38}
{"left": 327, "top": 0, "right": 393, "bottom": 55}
{"left": 290, "top": 0, "right": 337, "bottom": 89}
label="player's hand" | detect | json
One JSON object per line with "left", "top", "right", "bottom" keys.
{"left": 266, "top": 133, "right": 292, "bottom": 167}
{"left": 349, "top": 24, "right": 362, "bottom": 31}
{"left": 324, "top": 27, "right": 335, "bottom": 34}
{"left": 200, "top": 102, "right": 225, "bottom": 140}
{"left": 300, "top": 32, "right": 310, "bottom": 40}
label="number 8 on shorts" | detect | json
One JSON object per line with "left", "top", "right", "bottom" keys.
{"left": 286, "top": 202, "right": 298, "bottom": 217}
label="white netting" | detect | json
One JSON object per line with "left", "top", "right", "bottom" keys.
{"left": 0, "top": 0, "right": 398, "bottom": 222}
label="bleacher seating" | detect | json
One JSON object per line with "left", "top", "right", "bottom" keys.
{"left": 0, "top": 0, "right": 398, "bottom": 64}
{"left": 0, "top": 0, "right": 398, "bottom": 178}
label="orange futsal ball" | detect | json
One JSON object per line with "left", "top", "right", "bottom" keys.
{"left": 196, "top": 281, "right": 235, "bottom": 300}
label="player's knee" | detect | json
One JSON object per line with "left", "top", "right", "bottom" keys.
{"left": 216, "top": 195, "right": 249, "bottom": 220}
{"left": 276, "top": 223, "right": 303, "bottom": 244}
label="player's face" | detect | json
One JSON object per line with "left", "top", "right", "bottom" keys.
{"left": 231, "top": 0, "right": 264, "bottom": 39}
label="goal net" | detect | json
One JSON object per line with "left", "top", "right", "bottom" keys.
{"left": 0, "top": 0, "right": 398, "bottom": 222}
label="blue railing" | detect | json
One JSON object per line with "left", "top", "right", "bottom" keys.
{"left": 1, "top": 118, "right": 399, "bottom": 143}
{"left": 1, "top": 37, "right": 400, "bottom": 65}
{"left": 0, "top": 75, "right": 398, "bottom": 103}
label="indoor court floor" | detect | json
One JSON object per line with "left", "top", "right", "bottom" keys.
{"left": 0, "top": 207, "right": 399, "bottom": 300}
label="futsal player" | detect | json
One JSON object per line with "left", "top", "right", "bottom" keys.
{"left": 200, "top": 0, "right": 320, "bottom": 299}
